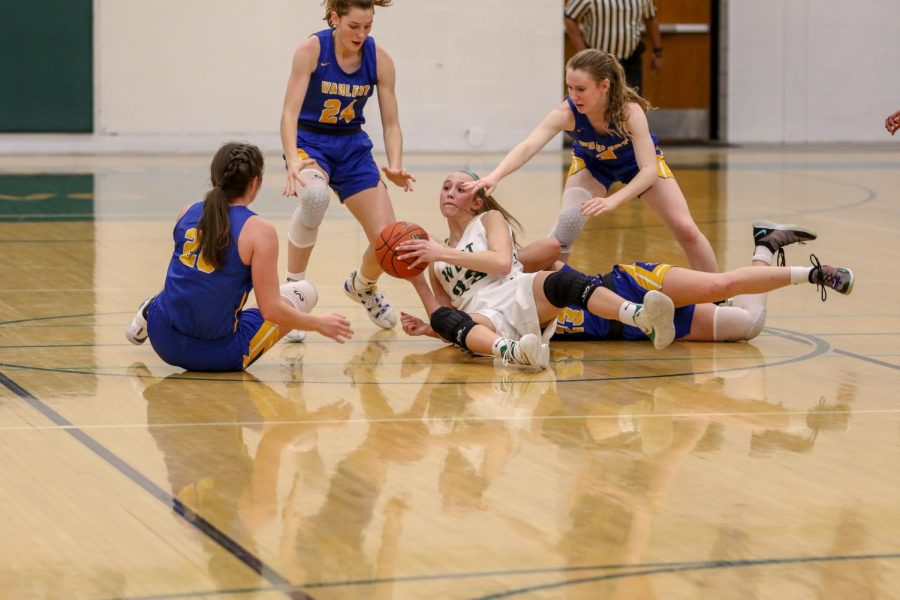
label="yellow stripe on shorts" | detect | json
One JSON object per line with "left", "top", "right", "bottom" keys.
{"left": 567, "top": 153, "right": 586, "bottom": 177}
{"left": 242, "top": 321, "right": 280, "bottom": 369}
{"left": 656, "top": 152, "right": 674, "bottom": 179}
{"left": 618, "top": 262, "right": 673, "bottom": 291}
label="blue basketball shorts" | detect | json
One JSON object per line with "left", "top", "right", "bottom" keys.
{"left": 147, "top": 303, "right": 281, "bottom": 372}
{"left": 567, "top": 146, "right": 674, "bottom": 190}
{"left": 552, "top": 263, "right": 695, "bottom": 341}
{"left": 295, "top": 129, "right": 382, "bottom": 201}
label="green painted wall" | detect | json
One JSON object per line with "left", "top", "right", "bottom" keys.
{"left": 0, "top": 1, "right": 93, "bottom": 132}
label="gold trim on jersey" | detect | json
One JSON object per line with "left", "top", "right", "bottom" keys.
{"left": 618, "top": 262, "right": 673, "bottom": 291}
{"left": 242, "top": 321, "right": 280, "bottom": 369}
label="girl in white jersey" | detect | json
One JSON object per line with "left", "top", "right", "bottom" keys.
{"left": 396, "top": 171, "right": 677, "bottom": 371}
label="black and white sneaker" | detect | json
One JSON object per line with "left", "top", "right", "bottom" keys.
{"left": 753, "top": 220, "right": 817, "bottom": 266}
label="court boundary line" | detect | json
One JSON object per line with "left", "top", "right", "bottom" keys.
{"left": 472, "top": 551, "right": 900, "bottom": 599}
{"left": 0, "top": 325, "right": 831, "bottom": 387}
{"left": 103, "top": 550, "right": 900, "bottom": 599}
{"left": 0, "top": 369, "right": 312, "bottom": 600}
{"left": 832, "top": 348, "right": 900, "bottom": 371}
{"left": 0, "top": 407, "right": 896, "bottom": 433}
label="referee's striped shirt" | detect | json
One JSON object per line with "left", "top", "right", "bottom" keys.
{"left": 564, "top": 0, "right": 656, "bottom": 59}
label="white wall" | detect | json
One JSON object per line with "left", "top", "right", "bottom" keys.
{"left": 724, "top": 0, "right": 900, "bottom": 143}
{"left": 93, "top": 0, "right": 562, "bottom": 153}
{"left": 3, "top": 1, "right": 897, "bottom": 151}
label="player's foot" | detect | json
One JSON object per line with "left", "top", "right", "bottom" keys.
{"left": 633, "top": 291, "right": 675, "bottom": 350}
{"left": 493, "top": 333, "right": 549, "bottom": 372}
{"left": 283, "top": 329, "right": 307, "bottom": 343}
{"left": 281, "top": 280, "right": 318, "bottom": 343}
{"left": 125, "top": 297, "right": 153, "bottom": 345}
{"left": 809, "top": 254, "right": 854, "bottom": 301}
{"left": 753, "top": 220, "right": 817, "bottom": 266}
{"left": 343, "top": 271, "right": 397, "bottom": 329}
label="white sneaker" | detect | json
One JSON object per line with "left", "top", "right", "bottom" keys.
{"left": 125, "top": 298, "right": 153, "bottom": 345}
{"left": 343, "top": 271, "right": 397, "bottom": 329}
{"left": 634, "top": 291, "right": 676, "bottom": 350}
{"left": 493, "top": 333, "right": 549, "bottom": 372}
{"left": 283, "top": 329, "right": 307, "bottom": 343}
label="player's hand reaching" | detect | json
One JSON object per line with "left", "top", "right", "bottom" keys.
{"left": 382, "top": 166, "right": 416, "bottom": 191}
{"left": 886, "top": 110, "right": 900, "bottom": 136}
{"left": 283, "top": 157, "right": 319, "bottom": 197}
{"left": 581, "top": 194, "right": 625, "bottom": 217}
{"left": 400, "top": 311, "right": 435, "bottom": 337}
{"left": 313, "top": 313, "right": 353, "bottom": 343}
{"left": 462, "top": 173, "right": 500, "bottom": 196}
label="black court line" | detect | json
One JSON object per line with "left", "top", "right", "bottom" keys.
{"left": 832, "top": 348, "right": 900, "bottom": 371}
{"left": 106, "top": 550, "right": 900, "bottom": 599}
{"left": 0, "top": 326, "right": 831, "bottom": 387}
{"left": 471, "top": 551, "right": 900, "bottom": 599}
{"left": 0, "top": 369, "right": 313, "bottom": 600}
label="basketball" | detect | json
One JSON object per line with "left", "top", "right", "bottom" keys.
{"left": 375, "top": 221, "right": 430, "bottom": 279}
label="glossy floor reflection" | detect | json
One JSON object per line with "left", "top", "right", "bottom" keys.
{"left": 1, "top": 147, "right": 899, "bottom": 598}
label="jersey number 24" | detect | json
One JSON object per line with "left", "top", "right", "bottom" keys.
{"left": 319, "top": 99, "right": 357, "bottom": 124}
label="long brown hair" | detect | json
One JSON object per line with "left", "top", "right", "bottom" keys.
{"left": 460, "top": 171, "right": 524, "bottom": 249}
{"left": 323, "top": 0, "right": 392, "bottom": 26}
{"left": 198, "top": 142, "right": 264, "bottom": 270}
{"left": 566, "top": 49, "right": 652, "bottom": 139}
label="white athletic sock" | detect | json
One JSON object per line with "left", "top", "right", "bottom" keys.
{"left": 618, "top": 302, "right": 641, "bottom": 327}
{"left": 752, "top": 246, "right": 775, "bottom": 266}
{"left": 287, "top": 271, "right": 305, "bottom": 282}
{"left": 491, "top": 336, "right": 511, "bottom": 358}
{"left": 790, "top": 266, "right": 812, "bottom": 285}
{"left": 355, "top": 270, "right": 377, "bottom": 290}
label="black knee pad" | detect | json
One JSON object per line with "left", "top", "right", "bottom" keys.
{"left": 430, "top": 307, "right": 478, "bottom": 351}
{"left": 543, "top": 269, "right": 600, "bottom": 308}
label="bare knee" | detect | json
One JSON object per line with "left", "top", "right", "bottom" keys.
{"left": 707, "top": 273, "right": 739, "bottom": 300}
{"left": 671, "top": 221, "right": 705, "bottom": 246}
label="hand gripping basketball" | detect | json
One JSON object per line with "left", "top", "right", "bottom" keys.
{"left": 375, "top": 221, "right": 430, "bottom": 279}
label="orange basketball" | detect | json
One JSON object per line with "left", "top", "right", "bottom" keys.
{"left": 375, "top": 221, "right": 430, "bottom": 279}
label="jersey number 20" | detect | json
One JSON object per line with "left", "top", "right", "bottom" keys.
{"left": 179, "top": 228, "right": 215, "bottom": 273}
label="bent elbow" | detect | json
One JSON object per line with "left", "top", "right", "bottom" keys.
{"left": 258, "top": 303, "right": 281, "bottom": 324}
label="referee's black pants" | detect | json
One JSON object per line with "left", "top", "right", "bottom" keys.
{"left": 619, "top": 41, "right": 645, "bottom": 92}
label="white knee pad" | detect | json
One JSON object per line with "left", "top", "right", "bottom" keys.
{"left": 712, "top": 305, "right": 767, "bottom": 342}
{"left": 288, "top": 169, "right": 330, "bottom": 249}
{"left": 280, "top": 280, "right": 318, "bottom": 313}
{"left": 550, "top": 187, "right": 591, "bottom": 254}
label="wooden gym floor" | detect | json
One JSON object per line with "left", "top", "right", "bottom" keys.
{"left": 1, "top": 146, "right": 899, "bottom": 599}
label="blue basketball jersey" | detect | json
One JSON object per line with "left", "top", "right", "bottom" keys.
{"left": 298, "top": 29, "right": 377, "bottom": 133}
{"left": 553, "top": 264, "right": 696, "bottom": 341}
{"left": 565, "top": 97, "right": 658, "bottom": 169}
{"left": 154, "top": 202, "right": 256, "bottom": 341}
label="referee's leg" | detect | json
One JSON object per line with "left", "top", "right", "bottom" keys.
{"left": 621, "top": 42, "right": 645, "bottom": 92}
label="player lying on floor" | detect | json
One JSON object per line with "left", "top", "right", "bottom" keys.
{"left": 395, "top": 170, "right": 681, "bottom": 371}
{"left": 397, "top": 172, "right": 853, "bottom": 354}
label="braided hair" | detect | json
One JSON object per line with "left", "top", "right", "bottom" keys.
{"left": 198, "top": 142, "right": 264, "bottom": 270}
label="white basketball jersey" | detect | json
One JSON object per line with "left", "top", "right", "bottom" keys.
{"left": 432, "top": 212, "right": 522, "bottom": 312}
